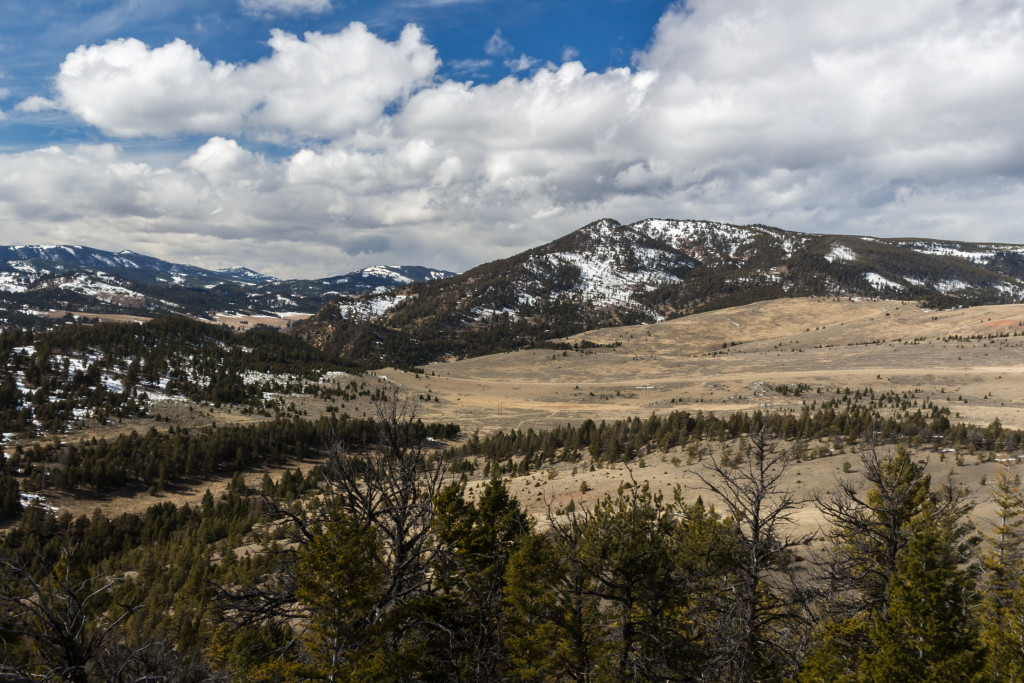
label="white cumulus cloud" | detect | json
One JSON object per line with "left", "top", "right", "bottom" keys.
{"left": 54, "top": 23, "right": 439, "bottom": 139}
{"left": 4, "top": 1, "right": 1024, "bottom": 276}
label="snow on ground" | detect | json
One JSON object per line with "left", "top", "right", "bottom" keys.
{"left": 241, "top": 370, "right": 304, "bottom": 385}
{"left": 336, "top": 294, "right": 406, "bottom": 319}
{"left": 863, "top": 272, "right": 905, "bottom": 291}
{"left": 360, "top": 266, "right": 414, "bottom": 283}
{"left": 0, "top": 273, "right": 28, "bottom": 293}
{"left": 935, "top": 279, "right": 972, "bottom": 293}
{"left": 13, "top": 372, "right": 31, "bottom": 399}
{"left": 540, "top": 251, "right": 678, "bottom": 308}
{"left": 994, "top": 282, "right": 1024, "bottom": 299}
{"left": 908, "top": 243, "right": 994, "bottom": 263}
{"left": 10, "top": 260, "right": 45, "bottom": 275}
{"left": 58, "top": 273, "right": 144, "bottom": 302}
{"left": 322, "top": 371, "right": 353, "bottom": 382}
{"left": 59, "top": 355, "right": 89, "bottom": 374}
{"left": 472, "top": 305, "right": 517, "bottom": 320}
{"left": 639, "top": 219, "right": 749, "bottom": 253}
{"left": 824, "top": 245, "right": 856, "bottom": 263}
{"left": 20, "top": 492, "right": 57, "bottom": 512}
{"left": 101, "top": 375, "right": 124, "bottom": 392}
{"left": 779, "top": 238, "right": 804, "bottom": 257}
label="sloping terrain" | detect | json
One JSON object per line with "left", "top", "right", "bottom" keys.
{"left": 0, "top": 245, "right": 454, "bottom": 325}
{"left": 377, "top": 297, "right": 1024, "bottom": 434}
{"left": 296, "top": 217, "right": 1024, "bottom": 367}
{"left": 15, "top": 297, "right": 1024, "bottom": 530}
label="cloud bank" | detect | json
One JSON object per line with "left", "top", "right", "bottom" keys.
{"left": 4, "top": 0, "right": 1024, "bottom": 277}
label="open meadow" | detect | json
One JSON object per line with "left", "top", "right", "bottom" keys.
{"left": 32, "top": 296, "right": 1024, "bottom": 537}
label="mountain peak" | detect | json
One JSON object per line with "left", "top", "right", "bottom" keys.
{"left": 294, "top": 216, "right": 1024, "bottom": 368}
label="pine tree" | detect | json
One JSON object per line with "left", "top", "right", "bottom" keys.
{"left": 860, "top": 505, "right": 984, "bottom": 682}
{"left": 805, "top": 445, "right": 974, "bottom": 680}
{"left": 293, "top": 504, "right": 386, "bottom": 680}
{"left": 982, "top": 465, "right": 1024, "bottom": 605}
{"left": 430, "top": 475, "right": 531, "bottom": 678}
{"left": 980, "top": 465, "right": 1024, "bottom": 680}
{"left": 504, "top": 507, "right": 606, "bottom": 681}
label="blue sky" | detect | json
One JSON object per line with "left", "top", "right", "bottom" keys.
{"left": 1, "top": 0, "right": 1023, "bottom": 277}
{"left": 2, "top": 0, "right": 669, "bottom": 151}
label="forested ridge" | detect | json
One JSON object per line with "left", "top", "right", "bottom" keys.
{"left": 4, "top": 393, "right": 1024, "bottom": 680}
{"left": 0, "top": 316, "right": 363, "bottom": 439}
{"left": 2, "top": 384, "right": 1016, "bottom": 523}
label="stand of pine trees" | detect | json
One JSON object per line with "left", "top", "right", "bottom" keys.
{"left": 4, "top": 404, "right": 1023, "bottom": 680}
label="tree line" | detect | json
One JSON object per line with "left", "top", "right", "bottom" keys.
{"left": 3, "top": 403, "right": 1023, "bottom": 680}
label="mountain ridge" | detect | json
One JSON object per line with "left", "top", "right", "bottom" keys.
{"left": 292, "top": 217, "right": 1024, "bottom": 368}
{"left": 0, "top": 244, "right": 456, "bottom": 325}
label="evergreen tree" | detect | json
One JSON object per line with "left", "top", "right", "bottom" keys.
{"left": 806, "top": 445, "right": 975, "bottom": 680}
{"left": 291, "top": 503, "right": 386, "bottom": 680}
{"left": 980, "top": 465, "right": 1024, "bottom": 680}
{"left": 861, "top": 505, "right": 984, "bottom": 682}
{"left": 503, "top": 512, "right": 606, "bottom": 681}
{"left": 577, "top": 483, "right": 680, "bottom": 680}
{"left": 432, "top": 476, "right": 531, "bottom": 678}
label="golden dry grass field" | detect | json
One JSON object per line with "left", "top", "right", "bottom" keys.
{"left": 35, "top": 297, "right": 1024, "bottom": 536}
{"left": 400, "top": 296, "right": 1024, "bottom": 433}
{"left": 367, "top": 296, "right": 1024, "bottom": 533}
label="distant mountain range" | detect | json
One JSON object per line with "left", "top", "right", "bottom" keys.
{"left": 7, "top": 219, "right": 1024, "bottom": 368}
{"left": 0, "top": 244, "right": 455, "bottom": 325}
{"left": 293, "top": 218, "right": 1024, "bottom": 368}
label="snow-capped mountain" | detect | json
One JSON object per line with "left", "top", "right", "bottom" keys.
{"left": 317, "top": 265, "right": 455, "bottom": 294}
{"left": 0, "top": 245, "right": 455, "bottom": 324}
{"left": 295, "top": 217, "right": 1024, "bottom": 368}
{"left": 0, "top": 245, "right": 274, "bottom": 287}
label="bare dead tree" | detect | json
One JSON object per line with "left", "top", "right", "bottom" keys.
{"left": 814, "top": 444, "right": 974, "bottom": 615}
{"left": 319, "top": 386, "right": 449, "bottom": 620}
{"left": 0, "top": 540, "right": 143, "bottom": 683}
{"left": 695, "top": 428, "right": 814, "bottom": 682}
{"left": 215, "top": 386, "right": 451, "bottom": 670}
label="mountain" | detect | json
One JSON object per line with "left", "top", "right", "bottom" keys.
{"left": 293, "top": 217, "right": 1024, "bottom": 368}
{"left": 0, "top": 245, "right": 272, "bottom": 287}
{"left": 0, "top": 245, "right": 455, "bottom": 325}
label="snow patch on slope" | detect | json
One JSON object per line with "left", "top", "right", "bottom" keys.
{"left": 825, "top": 245, "right": 856, "bottom": 263}
{"left": 864, "top": 272, "right": 905, "bottom": 291}
{"left": 336, "top": 295, "right": 407, "bottom": 319}
{"left": 908, "top": 243, "right": 994, "bottom": 263}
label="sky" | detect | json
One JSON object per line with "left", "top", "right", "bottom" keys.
{"left": 1, "top": 0, "right": 1023, "bottom": 278}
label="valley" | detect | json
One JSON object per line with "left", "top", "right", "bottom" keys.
{"left": 5, "top": 230, "right": 1024, "bottom": 681}
{"left": 397, "top": 296, "right": 1024, "bottom": 433}
{"left": 4, "top": 290, "right": 1023, "bottom": 680}
{"left": 14, "top": 296, "right": 1024, "bottom": 532}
